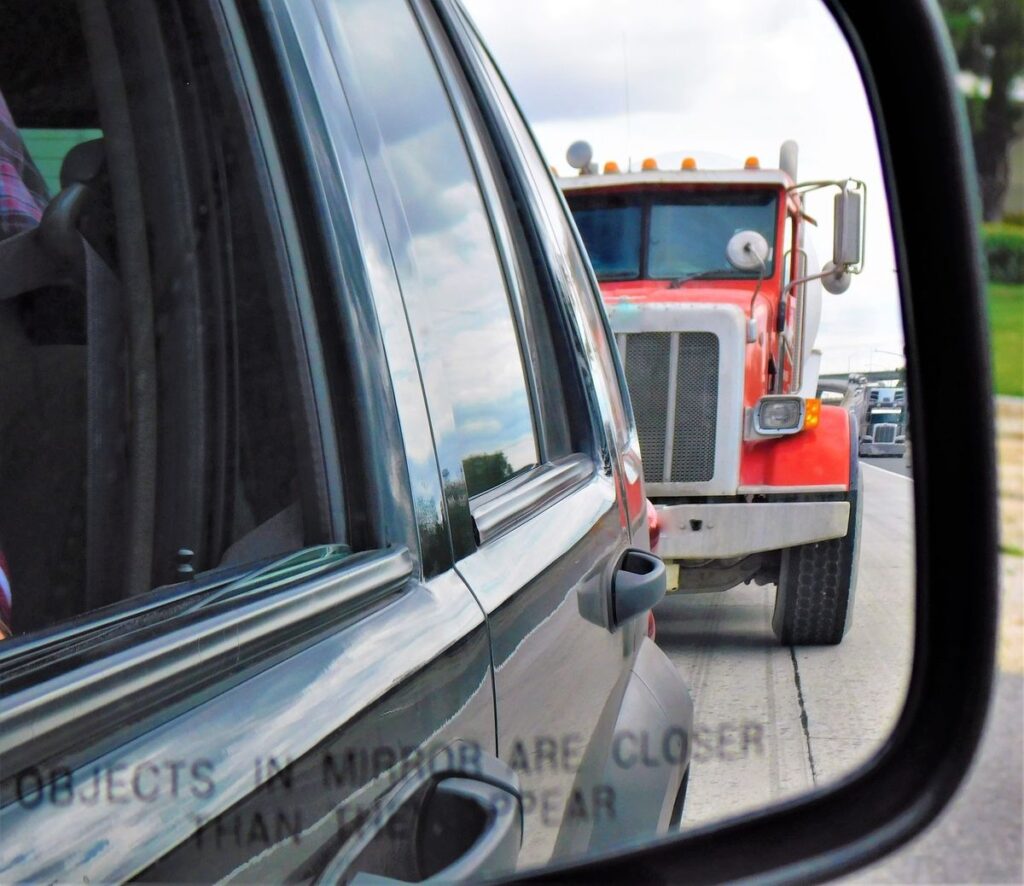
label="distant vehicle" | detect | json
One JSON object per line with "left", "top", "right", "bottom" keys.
{"left": 561, "top": 142, "right": 865, "bottom": 645}
{"left": 832, "top": 378, "right": 908, "bottom": 457}
{"left": 859, "top": 387, "right": 908, "bottom": 457}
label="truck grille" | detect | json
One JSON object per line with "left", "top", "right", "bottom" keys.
{"left": 622, "top": 331, "right": 719, "bottom": 483}
{"left": 872, "top": 423, "right": 898, "bottom": 444}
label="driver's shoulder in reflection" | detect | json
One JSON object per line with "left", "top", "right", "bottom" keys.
{"left": 0, "top": 87, "right": 51, "bottom": 640}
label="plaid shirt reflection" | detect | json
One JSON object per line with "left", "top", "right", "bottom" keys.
{"left": 0, "top": 92, "right": 48, "bottom": 638}
{"left": 0, "top": 91, "right": 49, "bottom": 240}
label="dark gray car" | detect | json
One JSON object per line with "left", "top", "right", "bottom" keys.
{"left": 0, "top": 0, "right": 691, "bottom": 881}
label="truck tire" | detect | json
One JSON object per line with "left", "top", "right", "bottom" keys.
{"left": 772, "top": 471, "right": 862, "bottom": 646}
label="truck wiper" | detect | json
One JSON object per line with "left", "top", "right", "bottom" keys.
{"left": 668, "top": 269, "right": 727, "bottom": 288}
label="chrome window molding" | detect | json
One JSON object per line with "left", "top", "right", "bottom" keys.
{"left": 0, "top": 547, "right": 413, "bottom": 778}
{"left": 0, "top": 564, "right": 489, "bottom": 884}
{"left": 470, "top": 454, "right": 594, "bottom": 545}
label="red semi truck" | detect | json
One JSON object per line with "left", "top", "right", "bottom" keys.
{"left": 560, "top": 142, "right": 866, "bottom": 645}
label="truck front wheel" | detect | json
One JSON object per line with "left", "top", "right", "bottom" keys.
{"left": 771, "top": 479, "right": 862, "bottom": 646}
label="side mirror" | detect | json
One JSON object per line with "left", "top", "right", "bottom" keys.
{"left": 821, "top": 259, "right": 853, "bottom": 294}
{"left": 822, "top": 181, "right": 866, "bottom": 293}
{"left": 833, "top": 180, "right": 865, "bottom": 268}
{"left": 726, "top": 230, "right": 770, "bottom": 272}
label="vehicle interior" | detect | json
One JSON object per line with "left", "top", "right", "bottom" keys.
{"left": 0, "top": 1, "right": 326, "bottom": 641}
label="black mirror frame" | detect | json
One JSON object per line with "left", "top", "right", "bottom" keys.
{"left": 511, "top": 0, "right": 999, "bottom": 881}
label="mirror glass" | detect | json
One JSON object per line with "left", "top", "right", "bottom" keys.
{"left": 3, "top": 0, "right": 969, "bottom": 881}
{"left": 464, "top": 0, "right": 914, "bottom": 864}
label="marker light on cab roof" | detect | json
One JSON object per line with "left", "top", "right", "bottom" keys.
{"left": 603, "top": 161, "right": 621, "bottom": 174}
{"left": 641, "top": 157, "right": 658, "bottom": 171}
{"left": 745, "top": 156, "right": 761, "bottom": 169}
{"left": 681, "top": 157, "right": 697, "bottom": 170}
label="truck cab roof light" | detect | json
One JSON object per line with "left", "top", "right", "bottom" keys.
{"left": 641, "top": 157, "right": 658, "bottom": 171}
{"left": 745, "top": 156, "right": 761, "bottom": 169}
{"left": 681, "top": 157, "right": 697, "bottom": 170}
{"left": 604, "top": 161, "right": 621, "bottom": 174}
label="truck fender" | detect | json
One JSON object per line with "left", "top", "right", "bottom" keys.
{"left": 740, "top": 403, "right": 852, "bottom": 489}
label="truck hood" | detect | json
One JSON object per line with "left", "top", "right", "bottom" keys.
{"left": 599, "top": 279, "right": 764, "bottom": 317}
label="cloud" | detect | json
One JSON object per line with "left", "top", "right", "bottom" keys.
{"left": 464, "top": 0, "right": 905, "bottom": 374}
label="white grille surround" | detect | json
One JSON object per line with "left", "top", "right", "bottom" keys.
{"left": 872, "top": 423, "right": 898, "bottom": 444}
{"left": 609, "top": 302, "right": 747, "bottom": 496}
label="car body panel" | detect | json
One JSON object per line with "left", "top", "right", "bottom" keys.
{"left": 0, "top": 0, "right": 692, "bottom": 881}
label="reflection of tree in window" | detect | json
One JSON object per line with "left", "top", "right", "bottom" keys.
{"left": 463, "top": 452, "right": 514, "bottom": 497}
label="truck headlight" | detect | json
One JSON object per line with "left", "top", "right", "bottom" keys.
{"left": 754, "top": 396, "right": 805, "bottom": 434}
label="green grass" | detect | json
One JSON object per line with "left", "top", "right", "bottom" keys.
{"left": 989, "top": 282, "right": 1024, "bottom": 397}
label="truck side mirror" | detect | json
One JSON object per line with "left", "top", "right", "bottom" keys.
{"left": 822, "top": 181, "right": 866, "bottom": 294}
{"left": 833, "top": 181, "right": 865, "bottom": 268}
{"left": 726, "top": 230, "right": 770, "bottom": 271}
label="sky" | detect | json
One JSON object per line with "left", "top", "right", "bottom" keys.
{"left": 462, "top": 0, "right": 907, "bottom": 374}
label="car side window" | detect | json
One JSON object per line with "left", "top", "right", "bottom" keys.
{"left": 452, "top": 17, "right": 636, "bottom": 453}
{"left": 319, "top": 0, "right": 539, "bottom": 511}
{"left": 0, "top": 1, "right": 332, "bottom": 649}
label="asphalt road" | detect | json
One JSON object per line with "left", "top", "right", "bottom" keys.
{"left": 656, "top": 461, "right": 1024, "bottom": 882}
{"left": 844, "top": 554, "right": 1023, "bottom": 884}
{"left": 657, "top": 463, "right": 915, "bottom": 826}
{"left": 862, "top": 455, "right": 913, "bottom": 479}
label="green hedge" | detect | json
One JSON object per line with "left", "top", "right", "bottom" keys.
{"left": 983, "top": 223, "right": 1024, "bottom": 283}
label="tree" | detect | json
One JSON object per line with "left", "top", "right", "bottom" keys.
{"left": 940, "top": 0, "right": 1024, "bottom": 220}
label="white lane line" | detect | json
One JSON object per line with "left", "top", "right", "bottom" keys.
{"left": 862, "top": 462, "right": 914, "bottom": 483}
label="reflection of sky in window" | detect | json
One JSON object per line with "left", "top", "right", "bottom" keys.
{"left": 328, "top": 0, "right": 537, "bottom": 494}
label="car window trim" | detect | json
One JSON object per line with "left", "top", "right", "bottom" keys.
{"left": 0, "top": 547, "right": 412, "bottom": 781}
{"left": 0, "top": 555, "right": 273, "bottom": 676}
{"left": 239, "top": 0, "right": 424, "bottom": 559}
{"left": 0, "top": 561, "right": 491, "bottom": 884}
{"left": 216, "top": 0, "right": 348, "bottom": 546}
{"left": 469, "top": 454, "right": 594, "bottom": 545}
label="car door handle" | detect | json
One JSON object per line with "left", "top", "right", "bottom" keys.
{"left": 409, "top": 777, "right": 521, "bottom": 883}
{"left": 318, "top": 742, "right": 522, "bottom": 885}
{"left": 613, "top": 548, "right": 667, "bottom": 626}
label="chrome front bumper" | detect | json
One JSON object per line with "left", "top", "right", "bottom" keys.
{"left": 655, "top": 500, "right": 851, "bottom": 560}
{"left": 859, "top": 441, "right": 906, "bottom": 457}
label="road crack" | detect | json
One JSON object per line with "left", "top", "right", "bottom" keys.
{"left": 789, "top": 646, "right": 818, "bottom": 785}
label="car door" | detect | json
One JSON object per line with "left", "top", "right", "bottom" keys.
{"left": 430, "top": 5, "right": 693, "bottom": 866}
{"left": 0, "top": 2, "right": 500, "bottom": 882}
{"left": 303, "top": 0, "right": 690, "bottom": 869}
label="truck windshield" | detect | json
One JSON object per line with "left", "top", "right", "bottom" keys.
{"left": 569, "top": 189, "right": 779, "bottom": 282}
{"left": 573, "top": 205, "right": 642, "bottom": 279}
